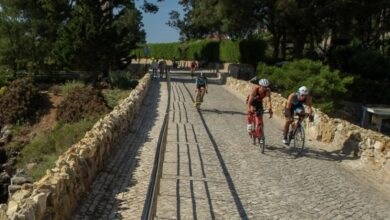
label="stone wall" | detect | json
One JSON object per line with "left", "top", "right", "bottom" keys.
{"left": 0, "top": 74, "right": 152, "bottom": 220}
{"left": 225, "top": 77, "right": 390, "bottom": 173}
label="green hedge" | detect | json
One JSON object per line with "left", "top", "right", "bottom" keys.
{"left": 257, "top": 59, "right": 354, "bottom": 113}
{"left": 131, "top": 39, "right": 267, "bottom": 65}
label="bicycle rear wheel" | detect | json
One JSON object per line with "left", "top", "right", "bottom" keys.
{"left": 258, "top": 124, "right": 265, "bottom": 153}
{"left": 293, "top": 125, "right": 305, "bottom": 154}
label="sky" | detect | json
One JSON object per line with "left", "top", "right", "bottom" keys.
{"left": 135, "top": 0, "right": 184, "bottom": 43}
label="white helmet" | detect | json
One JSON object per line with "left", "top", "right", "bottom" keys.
{"left": 298, "top": 86, "right": 309, "bottom": 95}
{"left": 259, "top": 78, "right": 270, "bottom": 87}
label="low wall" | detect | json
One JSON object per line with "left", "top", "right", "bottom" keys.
{"left": 1, "top": 74, "right": 152, "bottom": 220}
{"left": 225, "top": 77, "right": 390, "bottom": 173}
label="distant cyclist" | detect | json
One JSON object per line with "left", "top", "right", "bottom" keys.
{"left": 195, "top": 72, "right": 208, "bottom": 102}
{"left": 190, "top": 61, "right": 197, "bottom": 78}
{"left": 247, "top": 79, "right": 273, "bottom": 136}
{"left": 283, "top": 86, "right": 314, "bottom": 144}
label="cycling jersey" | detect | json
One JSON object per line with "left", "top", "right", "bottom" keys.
{"left": 196, "top": 76, "right": 208, "bottom": 87}
{"left": 290, "top": 93, "right": 305, "bottom": 114}
{"left": 248, "top": 87, "right": 270, "bottom": 116}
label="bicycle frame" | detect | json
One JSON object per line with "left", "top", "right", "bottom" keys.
{"left": 195, "top": 87, "right": 206, "bottom": 109}
{"left": 248, "top": 112, "right": 264, "bottom": 139}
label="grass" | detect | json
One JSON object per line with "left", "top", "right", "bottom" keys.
{"left": 102, "top": 89, "right": 131, "bottom": 109}
{"left": 60, "top": 80, "right": 84, "bottom": 97}
{"left": 17, "top": 116, "right": 101, "bottom": 181}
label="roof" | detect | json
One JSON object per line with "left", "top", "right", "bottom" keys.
{"left": 363, "top": 106, "right": 390, "bottom": 116}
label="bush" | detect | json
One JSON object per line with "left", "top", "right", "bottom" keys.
{"left": 109, "top": 71, "right": 138, "bottom": 89}
{"left": 257, "top": 59, "right": 353, "bottom": 113}
{"left": 57, "top": 86, "right": 109, "bottom": 123}
{"left": 329, "top": 45, "right": 390, "bottom": 80}
{"left": 132, "top": 39, "right": 268, "bottom": 65}
{"left": 60, "top": 80, "right": 85, "bottom": 97}
{"left": 17, "top": 116, "right": 100, "bottom": 180}
{"left": 0, "top": 86, "right": 7, "bottom": 97}
{"left": 349, "top": 49, "right": 390, "bottom": 80}
{"left": 102, "top": 89, "right": 131, "bottom": 109}
{"left": 0, "top": 78, "right": 44, "bottom": 124}
{"left": 0, "top": 67, "right": 13, "bottom": 87}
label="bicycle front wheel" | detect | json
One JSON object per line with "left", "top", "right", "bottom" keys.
{"left": 293, "top": 125, "right": 305, "bottom": 154}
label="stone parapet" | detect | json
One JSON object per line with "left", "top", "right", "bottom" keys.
{"left": 226, "top": 77, "right": 390, "bottom": 173}
{"left": 1, "top": 74, "right": 152, "bottom": 220}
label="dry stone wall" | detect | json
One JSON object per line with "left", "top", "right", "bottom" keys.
{"left": 0, "top": 74, "right": 151, "bottom": 220}
{"left": 225, "top": 77, "right": 390, "bottom": 174}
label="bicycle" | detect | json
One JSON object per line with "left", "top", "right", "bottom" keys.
{"left": 248, "top": 111, "right": 270, "bottom": 154}
{"left": 288, "top": 113, "right": 311, "bottom": 155}
{"left": 194, "top": 87, "right": 206, "bottom": 109}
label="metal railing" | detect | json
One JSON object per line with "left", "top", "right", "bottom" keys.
{"left": 141, "top": 74, "right": 171, "bottom": 220}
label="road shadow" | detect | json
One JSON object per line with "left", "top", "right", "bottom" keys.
{"left": 180, "top": 81, "right": 249, "bottom": 220}
{"left": 262, "top": 138, "right": 361, "bottom": 162}
{"left": 201, "top": 108, "right": 246, "bottom": 116}
{"left": 72, "top": 80, "right": 163, "bottom": 219}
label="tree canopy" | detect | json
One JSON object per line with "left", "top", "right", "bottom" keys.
{"left": 0, "top": 0, "right": 145, "bottom": 75}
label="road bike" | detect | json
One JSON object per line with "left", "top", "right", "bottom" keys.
{"left": 194, "top": 87, "right": 206, "bottom": 109}
{"left": 248, "top": 111, "right": 270, "bottom": 153}
{"left": 288, "top": 113, "right": 311, "bottom": 155}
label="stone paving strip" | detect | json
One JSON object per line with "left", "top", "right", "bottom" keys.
{"left": 72, "top": 79, "right": 168, "bottom": 220}
{"left": 155, "top": 76, "right": 390, "bottom": 220}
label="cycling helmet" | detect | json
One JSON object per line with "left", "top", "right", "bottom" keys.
{"left": 298, "top": 86, "right": 309, "bottom": 95}
{"left": 259, "top": 78, "right": 270, "bottom": 87}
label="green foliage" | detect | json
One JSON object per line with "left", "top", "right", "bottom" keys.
{"left": 60, "top": 80, "right": 84, "bottom": 97}
{"left": 257, "top": 59, "right": 353, "bottom": 113}
{"left": 0, "top": 78, "right": 43, "bottom": 124}
{"left": 17, "top": 116, "right": 100, "bottom": 181}
{"left": 102, "top": 89, "right": 131, "bottom": 109}
{"left": 54, "top": 0, "right": 145, "bottom": 74}
{"left": 0, "top": 0, "right": 145, "bottom": 75}
{"left": 109, "top": 71, "right": 139, "bottom": 90}
{"left": 0, "top": 86, "right": 6, "bottom": 97}
{"left": 348, "top": 49, "right": 390, "bottom": 80}
{"left": 0, "top": 67, "right": 13, "bottom": 87}
{"left": 57, "top": 86, "right": 108, "bottom": 123}
{"left": 132, "top": 39, "right": 267, "bottom": 65}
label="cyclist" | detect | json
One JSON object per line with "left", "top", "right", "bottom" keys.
{"left": 194, "top": 72, "right": 208, "bottom": 104}
{"left": 283, "top": 86, "right": 314, "bottom": 144}
{"left": 190, "top": 61, "right": 197, "bottom": 78}
{"left": 247, "top": 79, "right": 273, "bottom": 141}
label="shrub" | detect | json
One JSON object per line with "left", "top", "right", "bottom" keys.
{"left": 0, "top": 67, "right": 13, "bottom": 87}
{"left": 329, "top": 45, "right": 390, "bottom": 80}
{"left": 17, "top": 116, "right": 100, "bottom": 180}
{"left": 349, "top": 49, "right": 390, "bottom": 80}
{"left": 60, "top": 80, "right": 85, "bottom": 97}
{"left": 102, "top": 89, "right": 131, "bottom": 109}
{"left": 0, "top": 78, "right": 43, "bottom": 124}
{"left": 0, "top": 86, "right": 7, "bottom": 97}
{"left": 257, "top": 59, "right": 353, "bottom": 113}
{"left": 131, "top": 39, "right": 267, "bottom": 65}
{"left": 57, "top": 86, "right": 109, "bottom": 123}
{"left": 109, "top": 71, "right": 138, "bottom": 89}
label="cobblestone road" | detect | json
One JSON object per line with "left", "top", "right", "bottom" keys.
{"left": 72, "top": 80, "right": 168, "bottom": 219}
{"left": 156, "top": 74, "right": 390, "bottom": 220}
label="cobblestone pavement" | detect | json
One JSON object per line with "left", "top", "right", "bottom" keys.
{"left": 72, "top": 79, "right": 168, "bottom": 220}
{"left": 155, "top": 74, "right": 390, "bottom": 220}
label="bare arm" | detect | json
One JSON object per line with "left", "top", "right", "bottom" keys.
{"left": 285, "top": 93, "right": 295, "bottom": 110}
{"left": 264, "top": 89, "right": 272, "bottom": 111}
{"left": 305, "top": 96, "right": 313, "bottom": 114}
